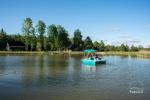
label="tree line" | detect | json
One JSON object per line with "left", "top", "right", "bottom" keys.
{"left": 0, "top": 17, "right": 149, "bottom": 51}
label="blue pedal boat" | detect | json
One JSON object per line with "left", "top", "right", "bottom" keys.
{"left": 81, "top": 49, "right": 106, "bottom": 65}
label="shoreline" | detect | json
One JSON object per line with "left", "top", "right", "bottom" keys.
{"left": 0, "top": 51, "right": 150, "bottom": 58}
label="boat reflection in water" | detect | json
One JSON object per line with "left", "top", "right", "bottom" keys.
{"left": 81, "top": 64, "right": 96, "bottom": 73}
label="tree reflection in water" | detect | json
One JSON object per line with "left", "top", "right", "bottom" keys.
{"left": 81, "top": 64, "right": 96, "bottom": 73}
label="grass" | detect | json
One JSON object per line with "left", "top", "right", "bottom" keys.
{"left": 96, "top": 51, "right": 150, "bottom": 58}
{"left": 0, "top": 50, "right": 150, "bottom": 58}
{"left": 0, "top": 51, "right": 46, "bottom": 55}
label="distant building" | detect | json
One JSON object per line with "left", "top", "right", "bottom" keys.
{"left": 6, "top": 42, "right": 25, "bottom": 51}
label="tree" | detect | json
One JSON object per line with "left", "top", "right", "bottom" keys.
{"left": 120, "top": 44, "right": 129, "bottom": 51}
{"left": 22, "top": 17, "right": 33, "bottom": 51}
{"left": 57, "top": 25, "right": 70, "bottom": 50}
{"left": 93, "top": 41, "right": 100, "bottom": 50}
{"left": 148, "top": 45, "right": 150, "bottom": 50}
{"left": 138, "top": 45, "right": 144, "bottom": 50}
{"left": 36, "top": 20, "right": 46, "bottom": 51}
{"left": 30, "top": 27, "right": 36, "bottom": 51}
{"left": 99, "top": 40, "right": 105, "bottom": 51}
{"left": 73, "top": 29, "right": 83, "bottom": 50}
{"left": 0, "top": 28, "right": 7, "bottom": 50}
{"left": 130, "top": 45, "right": 139, "bottom": 51}
{"left": 47, "top": 24, "right": 58, "bottom": 50}
{"left": 0, "top": 28, "right": 7, "bottom": 41}
{"left": 84, "top": 36, "right": 93, "bottom": 49}
{"left": 44, "top": 36, "right": 49, "bottom": 51}
{"left": 105, "top": 45, "right": 116, "bottom": 51}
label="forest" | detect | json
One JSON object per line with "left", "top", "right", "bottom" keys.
{"left": 0, "top": 17, "right": 148, "bottom": 51}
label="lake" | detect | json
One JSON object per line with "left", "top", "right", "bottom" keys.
{"left": 0, "top": 55, "right": 150, "bottom": 100}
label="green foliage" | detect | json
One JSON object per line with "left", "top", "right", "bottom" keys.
{"left": 130, "top": 45, "right": 139, "bottom": 51}
{"left": 99, "top": 40, "right": 105, "bottom": 51}
{"left": 0, "top": 28, "right": 7, "bottom": 50}
{"left": 30, "top": 27, "right": 36, "bottom": 51}
{"left": 84, "top": 36, "right": 93, "bottom": 49}
{"left": 0, "top": 17, "right": 148, "bottom": 52}
{"left": 44, "top": 37, "right": 49, "bottom": 51}
{"left": 105, "top": 45, "right": 116, "bottom": 51}
{"left": 138, "top": 45, "right": 144, "bottom": 50}
{"left": 0, "top": 28, "right": 7, "bottom": 41}
{"left": 36, "top": 41, "right": 41, "bottom": 51}
{"left": 57, "top": 25, "right": 70, "bottom": 50}
{"left": 120, "top": 44, "right": 129, "bottom": 51}
{"left": 73, "top": 29, "right": 83, "bottom": 50}
{"left": 93, "top": 41, "right": 100, "bottom": 50}
{"left": 47, "top": 24, "right": 58, "bottom": 50}
{"left": 22, "top": 17, "right": 34, "bottom": 51}
{"left": 36, "top": 20, "right": 46, "bottom": 51}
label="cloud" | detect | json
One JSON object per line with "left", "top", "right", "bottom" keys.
{"left": 108, "top": 35, "right": 142, "bottom": 46}
{"left": 107, "top": 34, "right": 149, "bottom": 47}
{"left": 128, "top": 40, "right": 140, "bottom": 44}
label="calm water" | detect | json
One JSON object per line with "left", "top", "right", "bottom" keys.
{"left": 0, "top": 55, "right": 150, "bottom": 100}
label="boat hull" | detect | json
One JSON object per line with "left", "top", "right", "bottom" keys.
{"left": 81, "top": 58, "right": 106, "bottom": 65}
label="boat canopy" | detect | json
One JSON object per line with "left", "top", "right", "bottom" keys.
{"left": 83, "top": 49, "right": 97, "bottom": 53}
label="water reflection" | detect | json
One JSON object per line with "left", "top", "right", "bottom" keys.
{"left": 129, "top": 80, "right": 144, "bottom": 94}
{"left": 81, "top": 64, "right": 96, "bottom": 73}
{"left": 0, "top": 65, "right": 5, "bottom": 75}
{"left": 0, "top": 55, "right": 150, "bottom": 100}
{"left": 20, "top": 55, "right": 71, "bottom": 88}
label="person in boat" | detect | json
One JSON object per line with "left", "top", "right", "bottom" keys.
{"left": 87, "top": 53, "right": 90, "bottom": 58}
{"left": 95, "top": 54, "right": 99, "bottom": 59}
{"left": 87, "top": 53, "right": 94, "bottom": 60}
{"left": 93, "top": 53, "right": 102, "bottom": 60}
{"left": 93, "top": 54, "right": 99, "bottom": 60}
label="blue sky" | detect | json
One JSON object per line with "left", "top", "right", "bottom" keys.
{"left": 0, "top": 0, "right": 150, "bottom": 46}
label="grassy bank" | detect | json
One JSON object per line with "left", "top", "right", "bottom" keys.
{"left": 0, "top": 51, "right": 150, "bottom": 58}
{"left": 0, "top": 51, "right": 46, "bottom": 55}
{"left": 96, "top": 51, "right": 150, "bottom": 58}
{"left": 0, "top": 51, "right": 79, "bottom": 55}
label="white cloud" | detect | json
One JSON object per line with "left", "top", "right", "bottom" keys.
{"left": 107, "top": 35, "right": 143, "bottom": 47}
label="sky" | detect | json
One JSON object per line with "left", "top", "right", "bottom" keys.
{"left": 0, "top": 0, "right": 150, "bottom": 46}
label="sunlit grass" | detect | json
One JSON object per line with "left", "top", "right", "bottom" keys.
{"left": 0, "top": 50, "right": 150, "bottom": 58}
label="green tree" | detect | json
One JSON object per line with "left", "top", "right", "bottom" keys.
{"left": 47, "top": 24, "right": 58, "bottom": 50}
{"left": 73, "top": 29, "right": 83, "bottom": 50}
{"left": 30, "top": 27, "right": 36, "bottom": 51}
{"left": 130, "top": 45, "right": 139, "bottom": 51}
{"left": 36, "top": 20, "right": 46, "bottom": 51}
{"left": 44, "top": 36, "right": 49, "bottom": 51}
{"left": 84, "top": 36, "right": 93, "bottom": 49}
{"left": 0, "top": 28, "right": 7, "bottom": 50}
{"left": 93, "top": 41, "right": 100, "bottom": 50}
{"left": 22, "top": 17, "right": 33, "bottom": 51}
{"left": 57, "top": 25, "right": 70, "bottom": 50}
{"left": 138, "top": 45, "right": 144, "bottom": 50}
{"left": 105, "top": 45, "right": 116, "bottom": 51}
{"left": 99, "top": 40, "right": 105, "bottom": 51}
{"left": 120, "top": 44, "right": 129, "bottom": 51}
{"left": 0, "top": 28, "right": 7, "bottom": 41}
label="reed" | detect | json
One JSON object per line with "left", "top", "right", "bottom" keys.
{"left": 0, "top": 51, "right": 150, "bottom": 58}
